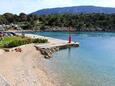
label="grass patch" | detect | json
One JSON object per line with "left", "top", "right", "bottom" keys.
{"left": 0, "top": 36, "right": 48, "bottom": 48}
{"left": 0, "top": 36, "right": 23, "bottom": 46}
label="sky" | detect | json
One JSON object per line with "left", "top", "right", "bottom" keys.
{"left": 0, "top": 0, "right": 115, "bottom": 14}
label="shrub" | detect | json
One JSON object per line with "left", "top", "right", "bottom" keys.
{"left": 32, "top": 38, "right": 48, "bottom": 43}
{"left": 3, "top": 38, "right": 48, "bottom": 48}
{"left": 4, "top": 40, "right": 30, "bottom": 48}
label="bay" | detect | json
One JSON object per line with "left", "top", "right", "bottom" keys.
{"left": 30, "top": 32, "right": 115, "bottom": 86}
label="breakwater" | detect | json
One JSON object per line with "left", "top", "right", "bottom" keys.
{"left": 19, "top": 33, "right": 79, "bottom": 58}
{"left": 34, "top": 43, "right": 79, "bottom": 58}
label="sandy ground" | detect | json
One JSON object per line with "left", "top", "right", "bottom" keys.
{"left": 0, "top": 44, "right": 56, "bottom": 86}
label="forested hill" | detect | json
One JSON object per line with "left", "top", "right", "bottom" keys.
{"left": 0, "top": 13, "right": 115, "bottom": 32}
{"left": 32, "top": 6, "right": 115, "bottom": 15}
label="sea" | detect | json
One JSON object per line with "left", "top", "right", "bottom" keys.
{"left": 29, "top": 32, "right": 115, "bottom": 86}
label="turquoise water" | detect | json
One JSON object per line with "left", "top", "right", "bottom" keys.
{"left": 32, "top": 32, "right": 115, "bottom": 86}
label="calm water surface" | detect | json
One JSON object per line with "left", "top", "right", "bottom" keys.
{"left": 31, "top": 32, "right": 115, "bottom": 86}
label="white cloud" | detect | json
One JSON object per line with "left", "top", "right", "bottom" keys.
{"left": 96, "top": 0, "right": 115, "bottom": 7}
{"left": 38, "top": 0, "right": 76, "bottom": 8}
{"left": 76, "top": 0, "right": 115, "bottom": 7}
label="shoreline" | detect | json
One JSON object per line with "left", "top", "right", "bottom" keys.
{"left": 3, "top": 29, "right": 115, "bottom": 33}
{"left": 0, "top": 33, "right": 79, "bottom": 86}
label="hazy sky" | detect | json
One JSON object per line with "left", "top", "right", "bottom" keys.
{"left": 0, "top": 0, "right": 115, "bottom": 14}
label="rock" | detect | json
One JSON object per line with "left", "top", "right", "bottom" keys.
{"left": 0, "top": 75, "right": 10, "bottom": 86}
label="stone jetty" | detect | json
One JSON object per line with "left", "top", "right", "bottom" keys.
{"left": 22, "top": 34, "right": 79, "bottom": 58}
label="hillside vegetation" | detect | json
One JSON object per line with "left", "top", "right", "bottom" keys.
{"left": 39, "top": 13, "right": 115, "bottom": 31}
{"left": 0, "top": 13, "right": 115, "bottom": 31}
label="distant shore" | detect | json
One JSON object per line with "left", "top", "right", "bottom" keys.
{"left": 3, "top": 27, "right": 115, "bottom": 33}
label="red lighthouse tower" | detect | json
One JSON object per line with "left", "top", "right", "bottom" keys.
{"left": 68, "top": 26, "right": 72, "bottom": 44}
{"left": 68, "top": 34, "right": 72, "bottom": 43}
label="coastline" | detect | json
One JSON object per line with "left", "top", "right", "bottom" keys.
{"left": 0, "top": 33, "right": 79, "bottom": 86}
{"left": 3, "top": 29, "right": 115, "bottom": 33}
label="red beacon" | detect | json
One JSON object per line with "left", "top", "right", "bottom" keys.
{"left": 68, "top": 34, "right": 72, "bottom": 43}
{"left": 68, "top": 26, "right": 72, "bottom": 44}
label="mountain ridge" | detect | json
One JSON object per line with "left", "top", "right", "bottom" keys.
{"left": 31, "top": 6, "right": 115, "bottom": 15}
